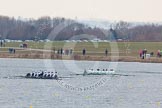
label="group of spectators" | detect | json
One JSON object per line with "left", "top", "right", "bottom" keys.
{"left": 139, "top": 48, "right": 162, "bottom": 59}
{"left": 8, "top": 48, "right": 16, "bottom": 54}
{"left": 53, "top": 48, "right": 73, "bottom": 55}
{"left": 52, "top": 48, "right": 109, "bottom": 56}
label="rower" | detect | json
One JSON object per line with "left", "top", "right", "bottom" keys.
{"left": 31, "top": 72, "right": 35, "bottom": 77}
{"left": 26, "top": 73, "right": 31, "bottom": 77}
{"left": 34, "top": 72, "right": 38, "bottom": 77}
{"left": 38, "top": 71, "right": 44, "bottom": 78}
{"left": 36, "top": 72, "right": 40, "bottom": 78}
{"left": 51, "top": 72, "right": 54, "bottom": 78}
{"left": 53, "top": 72, "right": 58, "bottom": 79}
{"left": 43, "top": 71, "right": 47, "bottom": 78}
{"left": 47, "top": 72, "right": 51, "bottom": 78}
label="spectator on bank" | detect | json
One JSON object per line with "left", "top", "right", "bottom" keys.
{"left": 105, "top": 49, "right": 108, "bottom": 56}
{"left": 64, "top": 49, "right": 68, "bottom": 55}
{"left": 0, "top": 41, "right": 2, "bottom": 47}
{"left": 57, "top": 49, "right": 60, "bottom": 54}
{"left": 13, "top": 49, "right": 16, "bottom": 54}
{"left": 143, "top": 48, "right": 147, "bottom": 57}
{"left": 139, "top": 49, "right": 142, "bottom": 58}
{"left": 53, "top": 47, "right": 55, "bottom": 54}
{"left": 150, "top": 52, "right": 154, "bottom": 57}
{"left": 67, "top": 49, "right": 69, "bottom": 55}
{"left": 141, "top": 48, "right": 147, "bottom": 59}
{"left": 157, "top": 50, "right": 161, "bottom": 57}
{"left": 83, "top": 48, "right": 86, "bottom": 56}
{"left": 9, "top": 48, "right": 15, "bottom": 54}
{"left": 60, "top": 48, "right": 63, "bottom": 55}
{"left": 70, "top": 48, "right": 73, "bottom": 55}
{"left": 3, "top": 42, "right": 5, "bottom": 47}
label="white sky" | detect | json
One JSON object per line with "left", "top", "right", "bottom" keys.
{"left": 0, "top": 0, "right": 161, "bottom": 22}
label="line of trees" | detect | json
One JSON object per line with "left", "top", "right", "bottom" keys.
{"left": 0, "top": 15, "right": 162, "bottom": 41}
{"left": 112, "top": 21, "right": 162, "bottom": 41}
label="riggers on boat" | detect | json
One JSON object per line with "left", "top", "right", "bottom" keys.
{"left": 25, "top": 70, "right": 58, "bottom": 79}
{"left": 83, "top": 69, "right": 115, "bottom": 75}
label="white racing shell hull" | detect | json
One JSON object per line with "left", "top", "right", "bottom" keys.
{"left": 84, "top": 69, "right": 115, "bottom": 75}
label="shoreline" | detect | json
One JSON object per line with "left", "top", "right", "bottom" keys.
{"left": 0, "top": 53, "right": 162, "bottom": 63}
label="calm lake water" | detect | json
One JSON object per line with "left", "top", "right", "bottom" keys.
{"left": 0, "top": 58, "right": 162, "bottom": 108}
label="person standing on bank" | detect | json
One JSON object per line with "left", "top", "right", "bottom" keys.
{"left": 83, "top": 48, "right": 86, "bottom": 56}
{"left": 13, "top": 49, "right": 16, "bottom": 54}
{"left": 105, "top": 49, "right": 108, "bottom": 56}
{"left": 53, "top": 47, "right": 55, "bottom": 54}
{"left": 60, "top": 48, "right": 63, "bottom": 55}
{"left": 0, "top": 40, "right": 3, "bottom": 47}
{"left": 57, "top": 49, "right": 60, "bottom": 54}
{"left": 144, "top": 48, "right": 147, "bottom": 58}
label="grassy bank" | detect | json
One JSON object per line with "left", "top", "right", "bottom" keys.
{"left": 0, "top": 41, "right": 162, "bottom": 62}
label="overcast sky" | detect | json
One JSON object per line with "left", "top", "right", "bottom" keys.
{"left": 0, "top": 0, "right": 161, "bottom": 22}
